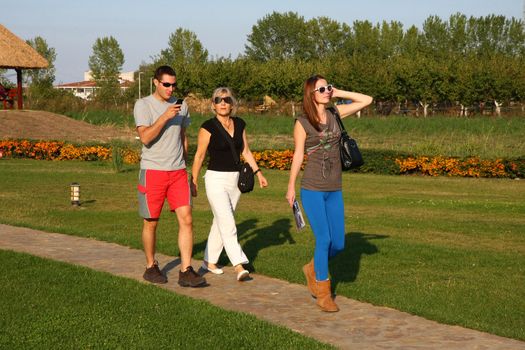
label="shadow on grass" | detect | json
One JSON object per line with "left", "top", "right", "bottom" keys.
{"left": 193, "top": 218, "right": 296, "bottom": 272}
{"left": 331, "top": 232, "right": 388, "bottom": 291}
{"left": 239, "top": 218, "right": 296, "bottom": 272}
{"left": 192, "top": 218, "right": 259, "bottom": 268}
{"left": 116, "top": 168, "right": 137, "bottom": 174}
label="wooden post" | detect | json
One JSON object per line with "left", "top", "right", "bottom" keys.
{"left": 16, "top": 68, "right": 23, "bottom": 110}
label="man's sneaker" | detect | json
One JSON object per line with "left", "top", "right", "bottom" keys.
{"left": 143, "top": 261, "right": 167, "bottom": 284}
{"left": 178, "top": 266, "right": 207, "bottom": 287}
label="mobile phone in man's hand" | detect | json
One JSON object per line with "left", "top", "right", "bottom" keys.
{"left": 175, "top": 98, "right": 184, "bottom": 105}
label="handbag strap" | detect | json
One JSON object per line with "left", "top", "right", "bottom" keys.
{"left": 213, "top": 117, "right": 240, "bottom": 165}
{"left": 327, "top": 106, "right": 349, "bottom": 135}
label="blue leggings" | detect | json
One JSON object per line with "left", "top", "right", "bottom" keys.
{"left": 300, "top": 188, "right": 345, "bottom": 281}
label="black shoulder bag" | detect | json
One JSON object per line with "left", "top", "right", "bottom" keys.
{"left": 213, "top": 118, "right": 254, "bottom": 193}
{"left": 329, "top": 107, "right": 364, "bottom": 170}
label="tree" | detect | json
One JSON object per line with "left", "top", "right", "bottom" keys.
{"left": 348, "top": 20, "right": 381, "bottom": 58}
{"left": 420, "top": 16, "right": 450, "bottom": 59}
{"left": 25, "top": 36, "right": 56, "bottom": 88}
{"left": 258, "top": 59, "right": 313, "bottom": 101}
{"left": 447, "top": 13, "right": 469, "bottom": 56}
{"left": 308, "top": 17, "right": 350, "bottom": 59}
{"left": 394, "top": 56, "right": 446, "bottom": 117}
{"left": 23, "top": 36, "right": 57, "bottom": 109}
{"left": 476, "top": 55, "right": 520, "bottom": 114}
{"left": 158, "top": 28, "right": 208, "bottom": 66}
{"left": 449, "top": 58, "right": 477, "bottom": 116}
{"left": 505, "top": 17, "right": 525, "bottom": 57}
{"left": 0, "top": 70, "right": 13, "bottom": 88}
{"left": 221, "top": 57, "right": 259, "bottom": 99}
{"left": 155, "top": 28, "right": 208, "bottom": 95}
{"left": 378, "top": 20, "right": 404, "bottom": 58}
{"left": 88, "top": 36, "right": 125, "bottom": 105}
{"left": 245, "top": 12, "right": 313, "bottom": 61}
{"left": 461, "top": 15, "right": 525, "bottom": 57}
{"left": 400, "top": 25, "right": 421, "bottom": 57}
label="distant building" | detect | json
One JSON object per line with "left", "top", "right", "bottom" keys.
{"left": 55, "top": 71, "right": 134, "bottom": 100}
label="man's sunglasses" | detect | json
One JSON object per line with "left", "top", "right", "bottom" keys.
{"left": 159, "top": 81, "right": 177, "bottom": 88}
{"left": 213, "top": 96, "right": 233, "bottom": 104}
{"left": 313, "top": 84, "right": 333, "bottom": 94}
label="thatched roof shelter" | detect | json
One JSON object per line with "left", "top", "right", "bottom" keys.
{"left": 0, "top": 24, "right": 49, "bottom": 109}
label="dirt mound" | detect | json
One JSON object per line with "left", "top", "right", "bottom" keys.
{"left": 0, "top": 110, "right": 136, "bottom": 143}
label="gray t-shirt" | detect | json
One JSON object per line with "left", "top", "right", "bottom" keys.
{"left": 134, "top": 94, "right": 190, "bottom": 170}
{"left": 297, "top": 108, "right": 342, "bottom": 191}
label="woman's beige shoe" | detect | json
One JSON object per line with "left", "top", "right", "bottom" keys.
{"left": 302, "top": 259, "right": 317, "bottom": 298}
{"left": 316, "top": 280, "right": 339, "bottom": 312}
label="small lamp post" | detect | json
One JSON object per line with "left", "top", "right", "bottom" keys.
{"left": 70, "top": 182, "right": 80, "bottom": 206}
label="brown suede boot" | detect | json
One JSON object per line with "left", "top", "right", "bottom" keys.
{"left": 316, "top": 280, "right": 339, "bottom": 312}
{"left": 302, "top": 259, "right": 317, "bottom": 298}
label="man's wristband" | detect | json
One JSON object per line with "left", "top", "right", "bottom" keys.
{"left": 254, "top": 169, "right": 261, "bottom": 175}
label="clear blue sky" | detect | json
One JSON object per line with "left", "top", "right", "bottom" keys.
{"left": 2, "top": 0, "right": 523, "bottom": 83}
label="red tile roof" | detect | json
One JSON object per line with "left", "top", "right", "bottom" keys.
{"left": 56, "top": 81, "right": 96, "bottom": 88}
{"left": 56, "top": 80, "right": 133, "bottom": 88}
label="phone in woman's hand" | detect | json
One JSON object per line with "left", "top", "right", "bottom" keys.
{"left": 293, "top": 199, "right": 306, "bottom": 230}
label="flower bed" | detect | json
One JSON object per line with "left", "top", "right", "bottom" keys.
{"left": 394, "top": 156, "right": 521, "bottom": 178}
{"left": 1, "top": 140, "right": 523, "bottom": 178}
{"left": 0, "top": 140, "right": 138, "bottom": 164}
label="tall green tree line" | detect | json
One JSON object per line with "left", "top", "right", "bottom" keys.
{"left": 140, "top": 12, "right": 524, "bottom": 115}
{"left": 14, "top": 12, "right": 525, "bottom": 115}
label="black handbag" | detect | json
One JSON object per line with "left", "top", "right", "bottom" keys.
{"left": 214, "top": 118, "right": 254, "bottom": 193}
{"left": 329, "top": 107, "right": 364, "bottom": 170}
{"left": 237, "top": 162, "right": 255, "bottom": 193}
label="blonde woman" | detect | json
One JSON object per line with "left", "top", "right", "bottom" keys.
{"left": 191, "top": 87, "right": 268, "bottom": 281}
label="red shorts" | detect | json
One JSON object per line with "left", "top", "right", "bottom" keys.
{"left": 137, "top": 169, "right": 190, "bottom": 219}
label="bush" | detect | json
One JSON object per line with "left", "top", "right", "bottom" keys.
{"left": 25, "top": 88, "right": 86, "bottom": 115}
{"left": 111, "top": 143, "right": 124, "bottom": 173}
{"left": 352, "top": 149, "right": 405, "bottom": 175}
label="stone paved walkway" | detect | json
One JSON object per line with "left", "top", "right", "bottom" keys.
{"left": 1, "top": 223, "right": 524, "bottom": 350}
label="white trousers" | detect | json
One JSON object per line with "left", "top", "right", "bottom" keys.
{"left": 203, "top": 170, "right": 248, "bottom": 266}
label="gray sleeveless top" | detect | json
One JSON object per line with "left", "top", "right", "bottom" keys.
{"left": 297, "top": 108, "right": 342, "bottom": 191}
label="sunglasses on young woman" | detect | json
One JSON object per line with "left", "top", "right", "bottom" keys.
{"left": 313, "top": 84, "right": 333, "bottom": 94}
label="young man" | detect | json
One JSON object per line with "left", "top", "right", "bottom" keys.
{"left": 134, "top": 65, "right": 206, "bottom": 287}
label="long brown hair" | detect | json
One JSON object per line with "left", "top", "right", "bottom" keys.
{"left": 302, "top": 74, "right": 325, "bottom": 132}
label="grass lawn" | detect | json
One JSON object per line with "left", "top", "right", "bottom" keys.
{"left": 0, "top": 250, "right": 330, "bottom": 349}
{"left": 0, "top": 159, "right": 523, "bottom": 341}
{"left": 67, "top": 111, "right": 525, "bottom": 158}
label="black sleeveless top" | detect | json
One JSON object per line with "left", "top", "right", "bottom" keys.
{"left": 201, "top": 117, "right": 245, "bottom": 171}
